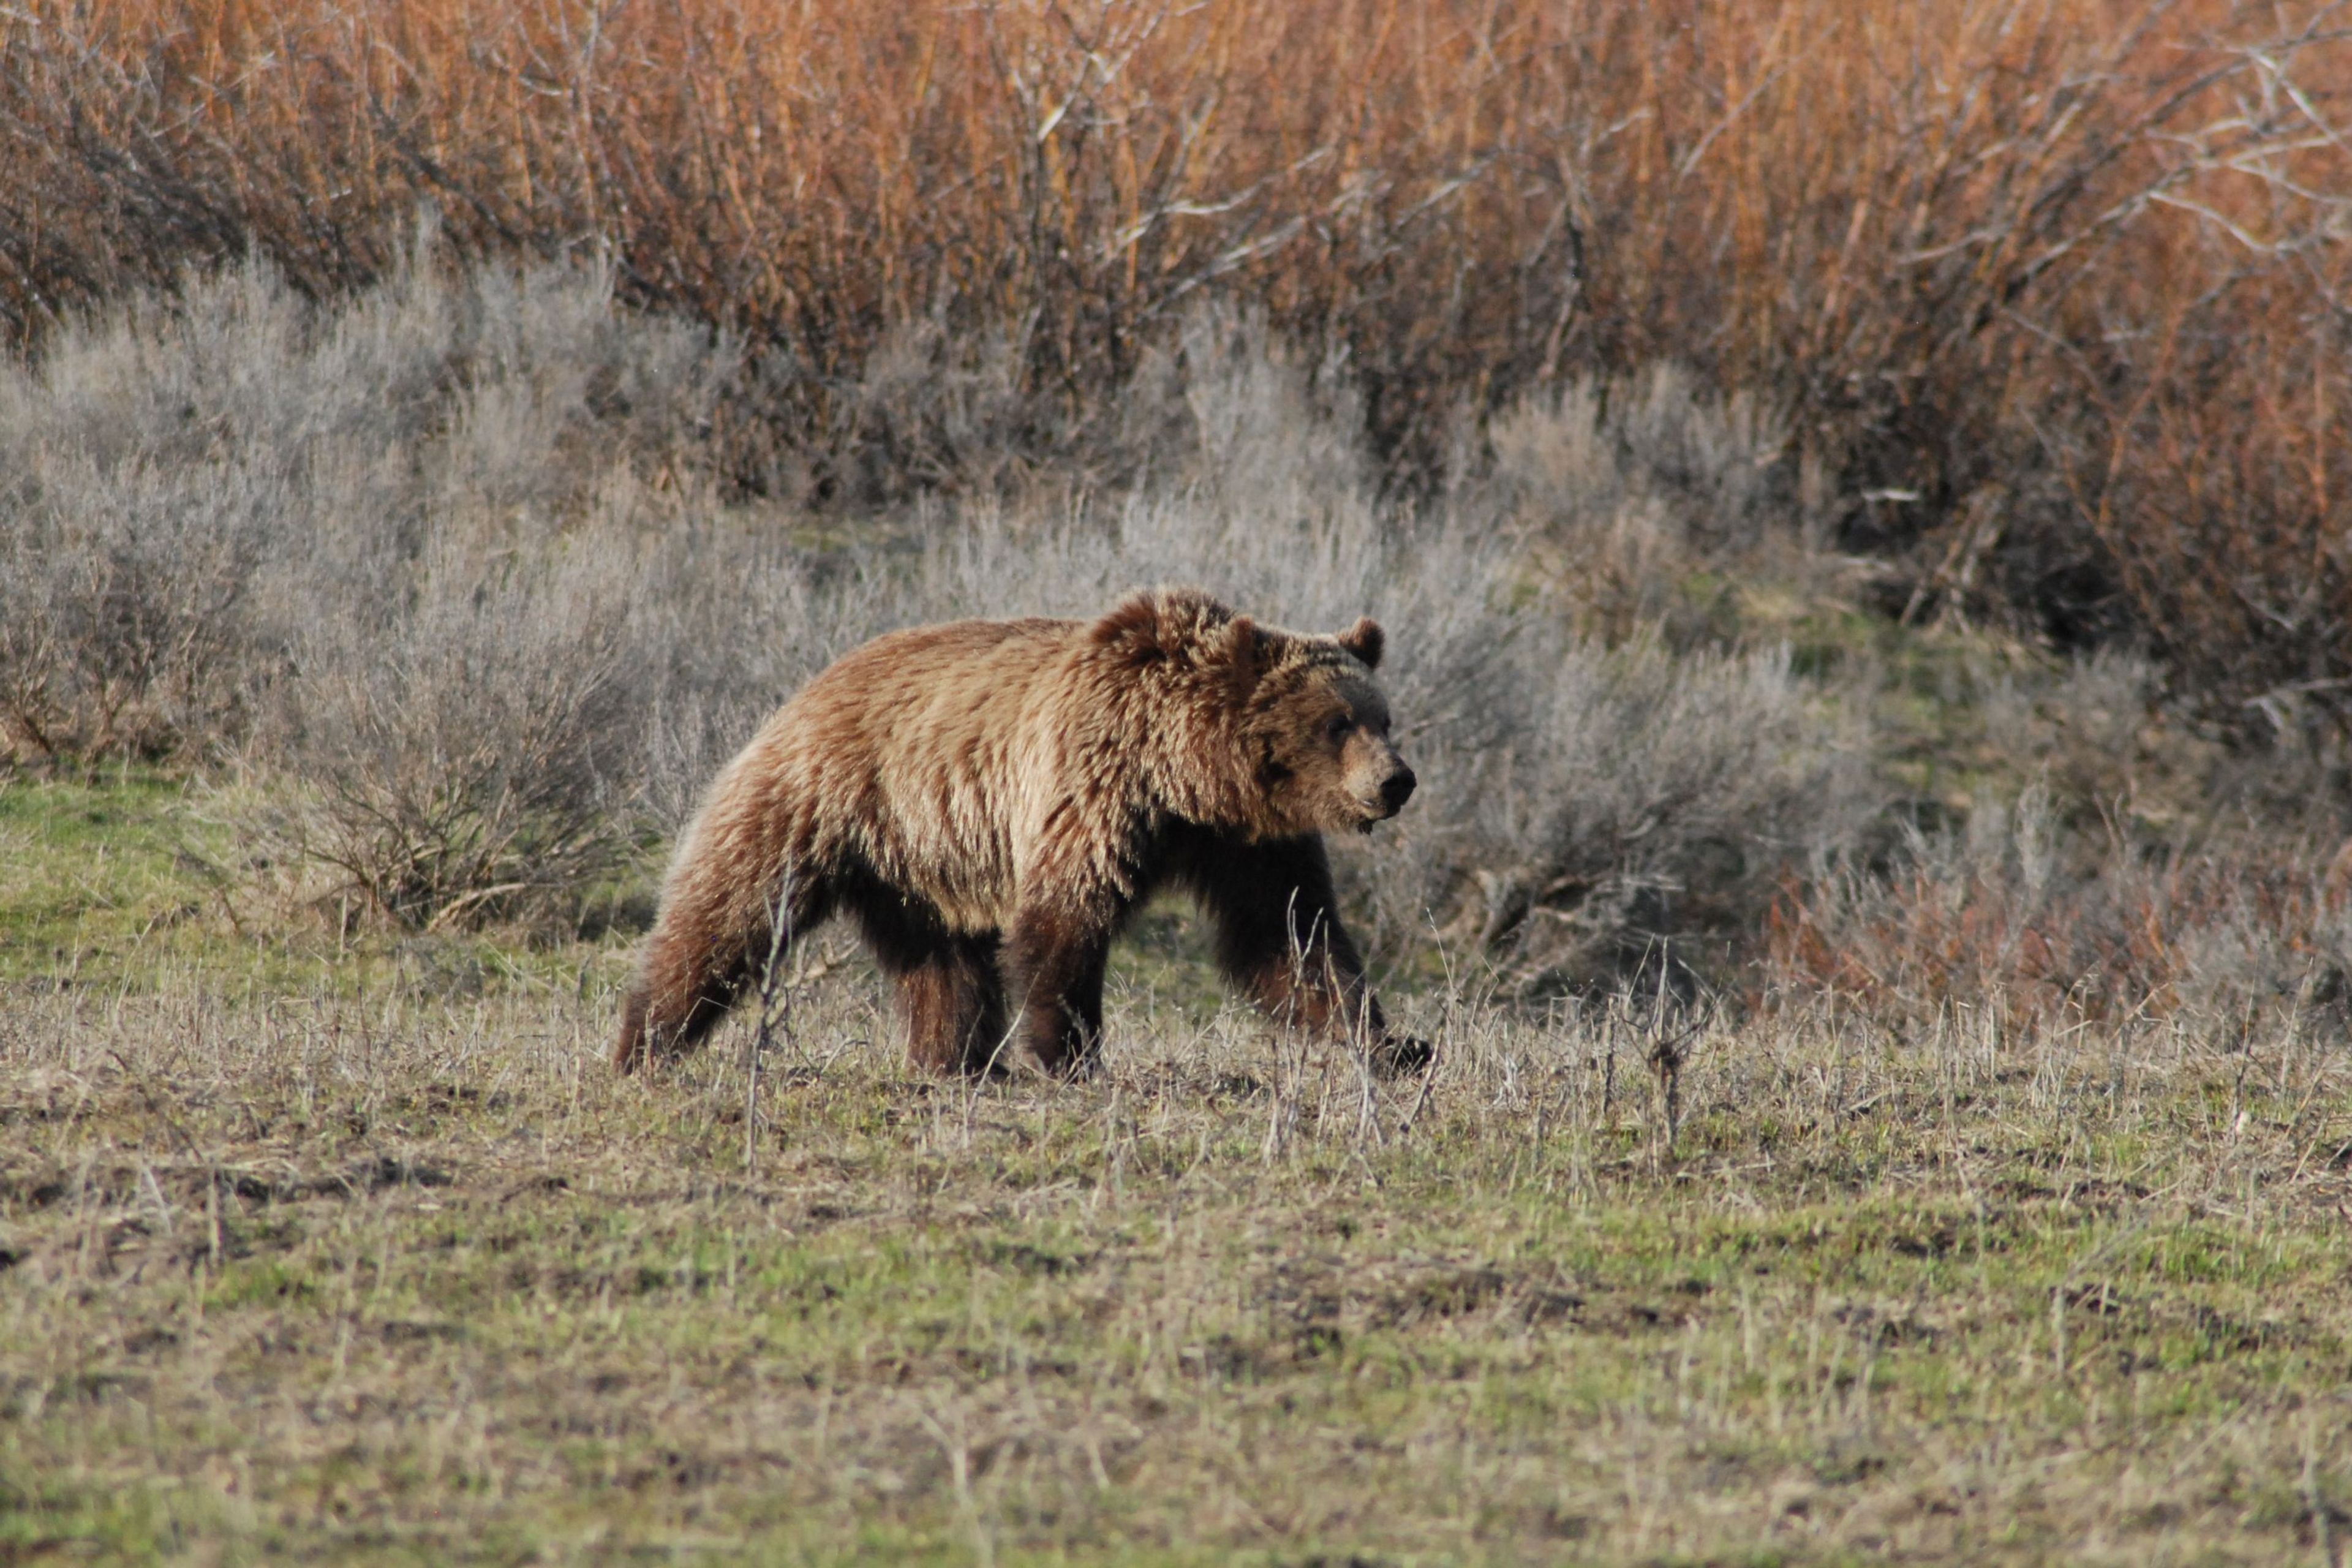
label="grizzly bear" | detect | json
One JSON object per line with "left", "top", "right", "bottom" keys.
{"left": 613, "top": 587, "right": 1423, "bottom": 1078}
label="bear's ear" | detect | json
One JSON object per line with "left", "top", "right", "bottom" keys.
{"left": 1221, "top": 614, "right": 1261, "bottom": 696}
{"left": 1336, "top": 616, "right": 1384, "bottom": 671}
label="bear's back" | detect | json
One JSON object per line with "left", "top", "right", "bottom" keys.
{"left": 748, "top": 615, "right": 1090, "bottom": 930}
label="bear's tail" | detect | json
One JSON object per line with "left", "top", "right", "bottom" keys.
{"left": 614, "top": 875, "right": 818, "bottom": 1071}
{"left": 612, "top": 935, "right": 748, "bottom": 1073}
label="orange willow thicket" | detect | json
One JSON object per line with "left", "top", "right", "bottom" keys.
{"left": 3, "top": 1, "right": 2350, "bottom": 706}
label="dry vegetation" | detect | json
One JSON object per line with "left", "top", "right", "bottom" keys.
{"left": 6, "top": 251, "right": 2350, "bottom": 1021}
{"left": 5, "top": 0, "right": 2352, "bottom": 713}
{"left": 4, "top": 1, "right": 2352, "bottom": 1561}
{"left": 0, "top": 255, "right": 1885, "bottom": 987}
{"left": 4, "top": 894, "right": 2350, "bottom": 1564}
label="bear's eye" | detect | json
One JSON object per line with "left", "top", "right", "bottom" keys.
{"left": 1325, "top": 713, "right": 1354, "bottom": 742}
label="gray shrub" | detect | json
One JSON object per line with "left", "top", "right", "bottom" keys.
{"left": 0, "top": 247, "right": 737, "bottom": 925}
{"left": 2, "top": 258, "right": 1874, "bottom": 967}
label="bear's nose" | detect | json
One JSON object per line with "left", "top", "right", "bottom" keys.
{"left": 1379, "top": 767, "right": 1416, "bottom": 813}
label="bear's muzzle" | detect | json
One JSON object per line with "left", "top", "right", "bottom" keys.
{"left": 1379, "top": 767, "right": 1417, "bottom": 815}
{"left": 1354, "top": 764, "right": 1416, "bottom": 832}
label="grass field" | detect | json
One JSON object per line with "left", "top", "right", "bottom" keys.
{"left": 5, "top": 776, "right": 2351, "bottom": 1565}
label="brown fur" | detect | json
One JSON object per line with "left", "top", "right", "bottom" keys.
{"left": 614, "top": 587, "right": 1422, "bottom": 1077}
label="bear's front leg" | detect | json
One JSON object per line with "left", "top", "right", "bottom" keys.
{"left": 1191, "top": 833, "right": 1431, "bottom": 1074}
{"left": 1003, "top": 897, "right": 1115, "bottom": 1077}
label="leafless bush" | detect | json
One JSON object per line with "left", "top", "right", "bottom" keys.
{"left": 1445, "top": 638, "right": 1874, "bottom": 991}
{"left": 0, "top": 251, "right": 748, "bottom": 928}
{"left": 0, "top": 258, "right": 409, "bottom": 760}
{"left": 245, "top": 537, "right": 648, "bottom": 930}
{"left": 1970, "top": 647, "right": 2167, "bottom": 818}
{"left": 1771, "top": 777, "right": 2352, "bottom": 1031}
{"left": 0, "top": 456, "right": 284, "bottom": 760}
{"left": 0, "top": 244, "right": 736, "bottom": 763}
{"left": 818, "top": 319, "right": 1047, "bottom": 502}
{"left": 1490, "top": 366, "right": 1791, "bottom": 544}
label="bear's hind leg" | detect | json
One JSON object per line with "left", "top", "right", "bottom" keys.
{"left": 855, "top": 894, "right": 1012, "bottom": 1077}
{"left": 893, "top": 935, "right": 1010, "bottom": 1076}
{"left": 1005, "top": 901, "right": 1114, "bottom": 1078}
{"left": 614, "top": 925, "right": 749, "bottom": 1073}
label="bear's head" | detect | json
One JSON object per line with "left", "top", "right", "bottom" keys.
{"left": 1090, "top": 588, "right": 1417, "bottom": 839}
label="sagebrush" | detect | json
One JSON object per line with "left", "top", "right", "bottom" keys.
{"left": 1, "top": 258, "right": 1870, "bottom": 981}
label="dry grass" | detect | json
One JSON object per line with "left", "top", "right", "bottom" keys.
{"left": 4, "top": 927, "right": 2350, "bottom": 1564}
{"left": 3, "top": 775, "right": 2351, "bottom": 1564}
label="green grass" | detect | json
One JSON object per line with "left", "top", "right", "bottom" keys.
{"left": 3, "top": 778, "right": 2350, "bottom": 1565}
{"left": 0, "top": 767, "right": 230, "bottom": 984}
{"left": 0, "top": 769, "right": 646, "bottom": 1001}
